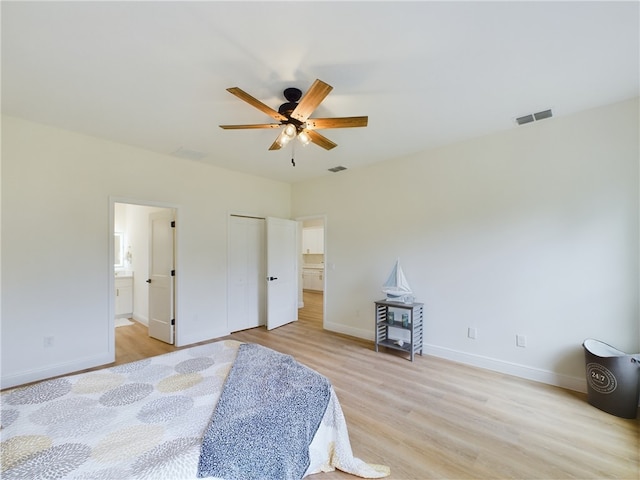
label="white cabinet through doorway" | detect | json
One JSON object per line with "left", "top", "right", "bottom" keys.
{"left": 303, "top": 268, "right": 324, "bottom": 291}
{"left": 302, "top": 227, "right": 324, "bottom": 254}
{"left": 115, "top": 275, "right": 133, "bottom": 318}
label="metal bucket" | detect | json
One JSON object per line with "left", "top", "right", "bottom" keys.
{"left": 583, "top": 338, "right": 640, "bottom": 419}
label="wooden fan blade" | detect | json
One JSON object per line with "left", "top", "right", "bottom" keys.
{"left": 290, "top": 79, "right": 333, "bottom": 123}
{"left": 219, "top": 123, "right": 282, "bottom": 130}
{"left": 268, "top": 138, "right": 282, "bottom": 151}
{"left": 226, "top": 87, "right": 288, "bottom": 122}
{"left": 305, "top": 116, "right": 368, "bottom": 130}
{"left": 307, "top": 130, "right": 337, "bottom": 150}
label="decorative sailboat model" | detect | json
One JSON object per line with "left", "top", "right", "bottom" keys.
{"left": 382, "top": 258, "right": 413, "bottom": 302}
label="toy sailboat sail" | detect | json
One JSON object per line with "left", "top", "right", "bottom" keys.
{"left": 382, "top": 258, "right": 412, "bottom": 301}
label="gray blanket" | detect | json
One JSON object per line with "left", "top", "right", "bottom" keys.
{"left": 197, "top": 343, "right": 331, "bottom": 480}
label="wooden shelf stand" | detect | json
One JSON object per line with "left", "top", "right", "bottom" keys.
{"left": 375, "top": 299, "right": 424, "bottom": 361}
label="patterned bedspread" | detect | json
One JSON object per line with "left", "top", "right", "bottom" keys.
{"left": 1, "top": 340, "right": 389, "bottom": 479}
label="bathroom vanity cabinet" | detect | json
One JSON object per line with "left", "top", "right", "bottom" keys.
{"left": 115, "top": 275, "right": 133, "bottom": 318}
{"left": 302, "top": 266, "right": 324, "bottom": 291}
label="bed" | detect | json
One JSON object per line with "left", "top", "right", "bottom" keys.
{"left": 1, "top": 340, "right": 390, "bottom": 479}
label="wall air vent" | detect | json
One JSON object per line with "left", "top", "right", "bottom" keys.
{"left": 328, "top": 166, "right": 347, "bottom": 173}
{"left": 515, "top": 108, "right": 553, "bottom": 126}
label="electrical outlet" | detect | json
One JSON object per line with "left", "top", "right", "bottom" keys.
{"left": 516, "top": 334, "right": 527, "bottom": 348}
{"left": 43, "top": 336, "right": 54, "bottom": 348}
{"left": 467, "top": 327, "right": 477, "bottom": 339}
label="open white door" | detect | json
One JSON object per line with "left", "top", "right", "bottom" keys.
{"left": 266, "top": 217, "right": 298, "bottom": 330}
{"left": 148, "top": 210, "right": 175, "bottom": 344}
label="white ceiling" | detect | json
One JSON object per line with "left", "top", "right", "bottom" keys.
{"left": 2, "top": 1, "right": 638, "bottom": 184}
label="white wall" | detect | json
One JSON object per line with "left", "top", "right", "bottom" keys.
{"left": 1, "top": 115, "right": 291, "bottom": 388}
{"left": 292, "top": 98, "right": 639, "bottom": 392}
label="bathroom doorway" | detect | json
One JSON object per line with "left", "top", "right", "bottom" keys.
{"left": 112, "top": 200, "right": 177, "bottom": 358}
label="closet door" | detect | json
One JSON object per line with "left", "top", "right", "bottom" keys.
{"left": 228, "top": 216, "right": 266, "bottom": 332}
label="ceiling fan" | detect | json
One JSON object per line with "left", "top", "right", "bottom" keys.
{"left": 219, "top": 79, "right": 368, "bottom": 152}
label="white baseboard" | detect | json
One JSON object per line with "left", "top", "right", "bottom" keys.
{"left": 324, "top": 321, "right": 374, "bottom": 342}
{"left": 130, "top": 312, "right": 230, "bottom": 349}
{"left": 2, "top": 327, "right": 588, "bottom": 399}
{"left": 321, "top": 324, "right": 587, "bottom": 394}
{"left": 1, "top": 352, "right": 114, "bottom": 390}
{"left": 132, "top": 313, "right": 148, "bottom": 326}
{"left": 176, "top": 328, "right": 230, "bottom": 348}
{"left": 423, "top": 343, "right": 587, "bottom": 393}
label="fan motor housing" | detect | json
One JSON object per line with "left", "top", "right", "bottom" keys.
{"left": 279, "top": 87, "right": 303, "bottom": 116}
{"left": 278, "top": 102, "right": 298, "bottom": 116}
{"left": 283, "top": 87, "right": 302, "bottom": 102}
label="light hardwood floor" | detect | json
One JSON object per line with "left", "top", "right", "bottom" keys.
{"left": 79, "top": 292, "right": 640, "bottom": 478}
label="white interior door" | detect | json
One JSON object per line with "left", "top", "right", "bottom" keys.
{"left": 266, "top": 217, "right": 298, "bottom": 330}
{"left": 228, "top": 216, "right": 266, "bottom": 332}
{"left": 148, "top": 210, "right": 175, "bottom": 344}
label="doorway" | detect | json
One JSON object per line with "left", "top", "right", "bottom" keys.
{"left": 299, "top": 216, "right": 326, "bottom": 328}
{"left": 112, "top": 200, "right": 177, "bottom": 359}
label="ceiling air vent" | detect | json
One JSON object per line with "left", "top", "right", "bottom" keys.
{"left": 171, "top": 147, "right": 206, "bottom": 160}
{"left": 533, "top": 109, "right": 553, "bottom": 121}
{"left": 515, "top": 108, "right": 553, "bottom": 126}
{"left": 328, "top": 166, "right": 347, "bottom": 173}
{"left": 516, "top": 114, "right": 535, "bottom": 125}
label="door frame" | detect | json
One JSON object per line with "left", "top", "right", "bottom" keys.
{"left": 109, "top": 197, "right": 181, "bottom": 357}
{"left": 295, "top": 214, "right": 327, "bottom": 330}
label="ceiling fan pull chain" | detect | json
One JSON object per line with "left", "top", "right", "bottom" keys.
{"left": 291, "top": 142, "right": 296, "bottom": 167}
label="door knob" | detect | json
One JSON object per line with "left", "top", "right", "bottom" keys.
{"left": 268, "top": 276, "right": 278, "bottom": 281}
{"left": 146, "top": 279, "right": 152, "bottom": 283}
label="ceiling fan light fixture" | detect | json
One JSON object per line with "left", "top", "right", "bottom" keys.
{"left": 297, "top": 131, "right": 311, "bottom": 145}
{"left": 276, "top": 123, "right": 298, "bottom": 146}
{"left": 276, "top": 131, "right": 291, "bottom": 147}
{"left": 284, "top": 123, "right": 296, "bottom": 137}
